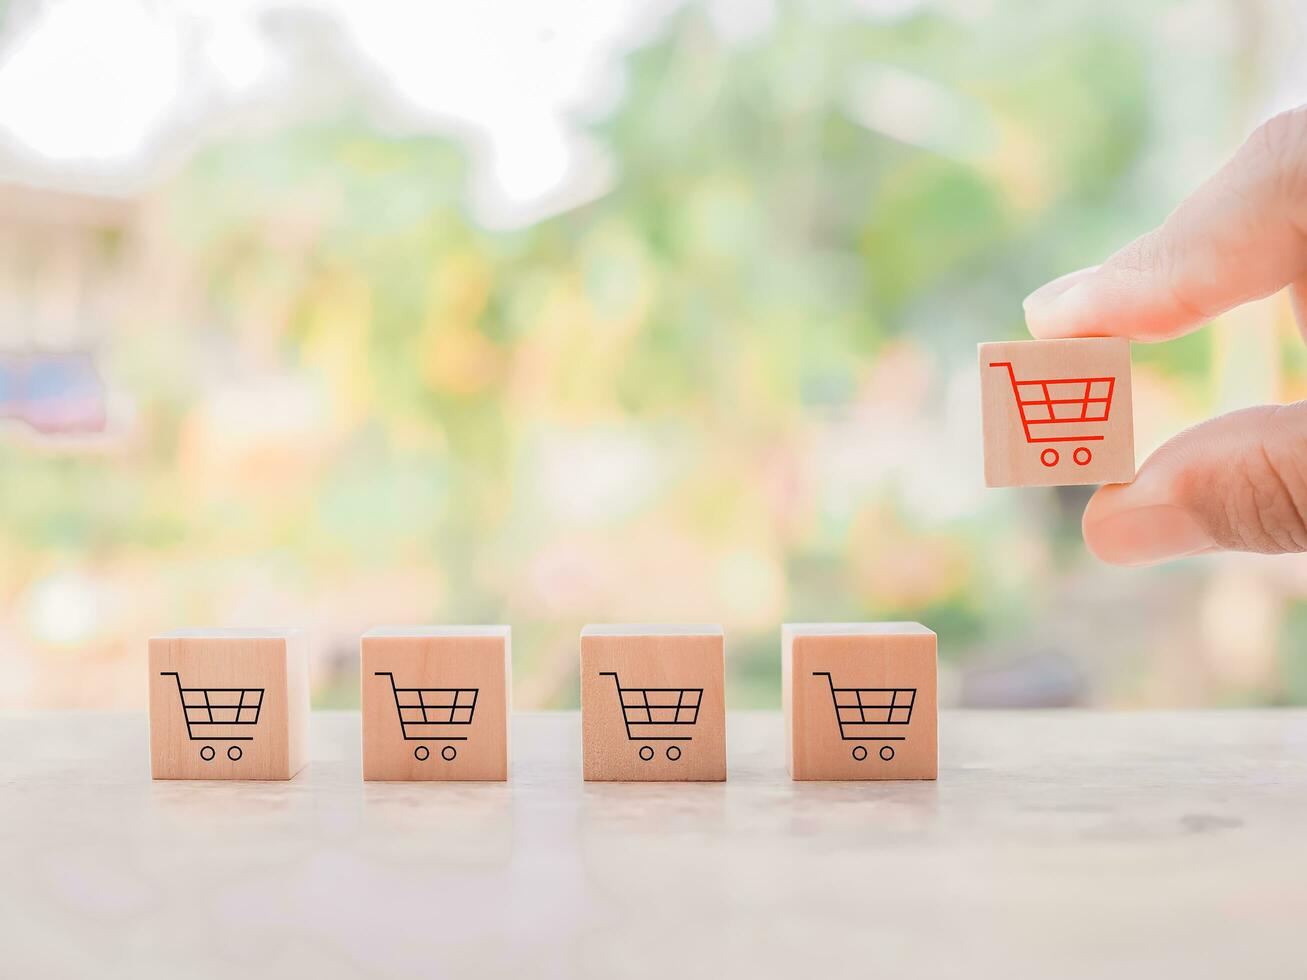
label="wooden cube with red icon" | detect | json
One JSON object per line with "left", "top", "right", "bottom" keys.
{"left": 980, "top": 337, "right": 1134, "bottom": 487}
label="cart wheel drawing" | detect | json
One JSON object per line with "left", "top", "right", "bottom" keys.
{"left": 852, "top": 745, "right": 867, "bottom": 761}
{"left": 1040, "top": 448, "right": 1059, "bottom": 467}
{"left": 638, "top": 745, "right": 654, "bottom": 761}
{"left": 666, "top": 746, "right": 681, "bottom": 761}
{"left": 415, "top": 745, "right": 430, "bottom": 761}
{"left": 1073, "top": 447, "right": 1092, "bottom": 465}
{"left": 441, "top": 746, "right": 457, "bottom": 761}
{"left": 879, "top": 745, "right": 895, "bottom": 761}
{"left": 200, "top": 745, "right": 215, "bottom": 761}
{"left": 227, "top": 746, "right": 242, "bottom": 761}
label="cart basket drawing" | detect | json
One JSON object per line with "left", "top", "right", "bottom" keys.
{"left": 374, "top": 671, "right": 478, "bottom": 762}
{"left": 160, "top": 670, "right": 263, "bottom": 762}
{"left": 813, "top": 670, "right": 915, "bottom": 762}
{"left": 989, "top": 360, "right": 1116, "bottom": 468}
{"left": 600, "top": 670, "right": 701, "bottom": 762}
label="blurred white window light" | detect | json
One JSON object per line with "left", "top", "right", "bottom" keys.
{"left": 0, "top": 0, "right": 700, "bottom": 228}
{"left": 0, "top": 1, "right": 181, "bottom": 167}
{"left": 330, "top": 0, "right": 685, "bottom": 228}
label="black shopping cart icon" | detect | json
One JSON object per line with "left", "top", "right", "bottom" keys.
{"left": 600, "top": 670, "right": 701, "bottom": 762}
{"left": 160, "top": 670, "right": 264, "bottom": 762}
{"left": 375, "top": 671, "right": 478, "bottom": 762}
{"left": 813, "top": 671, "right": 915, "bottom": 762}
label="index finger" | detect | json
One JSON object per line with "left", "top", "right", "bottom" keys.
{"left": 1023, "top": 105, "right": 1307, "bottom": 342}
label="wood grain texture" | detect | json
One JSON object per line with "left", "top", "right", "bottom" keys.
{"left": 361, "top": 627, "right": 510, "bottom": 782}
{"left": 979, "top": 337, "right": 1134, "bottom": 487}
{"left": 784, "top": 623, "right": 936, "bottom": 780}
{"left": 148, "top": 629, "right": 309, "bottom": 780}
{"left": 580, "top": 626, "right": 726, "bottom": 782}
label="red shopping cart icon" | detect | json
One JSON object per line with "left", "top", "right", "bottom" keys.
{"left": 988, "top": 361, "right": 1116, "bottom": 468}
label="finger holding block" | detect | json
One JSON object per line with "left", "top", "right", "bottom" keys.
{"left": 361, "top": 626, "right": 510, "bottom": 781}
{"left": 979, "top": 337, "right": 1134, "bottom": 487}
{"left": 148, "top": 628, "right": 310, "bottom": 780}
{"left": 784, "top": 623, "right": 937, "bottom": 781}
{"left": 580, "top": 624, "right": 726, "bottom": 782}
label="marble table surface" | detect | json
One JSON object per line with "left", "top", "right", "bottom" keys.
{"left": 2, "top": 710, "right": 1305, "bottom": 979}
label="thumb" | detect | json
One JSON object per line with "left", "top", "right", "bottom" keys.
{"left": 1025, "top": 105, "right": 1307, "bottom": 342}
{"left": 1083, "top": 403, "right": 1307, "bottom": 565}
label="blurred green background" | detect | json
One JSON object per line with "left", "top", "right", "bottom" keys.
{"left": 2, "top": 0, "right": 1306, "bottom": 710}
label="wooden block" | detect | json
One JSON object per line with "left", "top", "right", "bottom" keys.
{"left": 361, "top": 626, "right": 510, "bottom": 781}
{"left": 580, "top": 625, "right": 726, "bottom": 782}
{"left": 784, "top": 623, "right": 937, "bottom": 780}
{"left": 149, "top": 628, "right": 309, "bottom": 780}
{"left": 979, "top": 337, "right": 1134, "bottom": 487}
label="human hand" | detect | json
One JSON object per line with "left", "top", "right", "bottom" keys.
{"left": 1023, "top": 104, "right": 1307, "bottom": 565}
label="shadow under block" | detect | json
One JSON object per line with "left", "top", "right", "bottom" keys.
{"left": 979, "top": 337, "right": 1134, "bottom": 487}
{"left": 784, "top": 623, "right": 937, "bottom": 781}
{"left": 361, "top": 626, "right": 510, "bottom": 781}
{"left": 580, "top": 625, "right": 726, "bottom": 782}
{"left": 148, "top": 628, "right": 309, "bottom": 780}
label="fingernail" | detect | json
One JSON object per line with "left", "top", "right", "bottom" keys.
{"left": 1082, "top": 503, "right": 1215, "bottom": 566}
{"left": 1023, "top": 266, "right": 1101, "bottom": 337}
{"left": 1023, "top": 265, "right": 1099, "bottom": 313}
